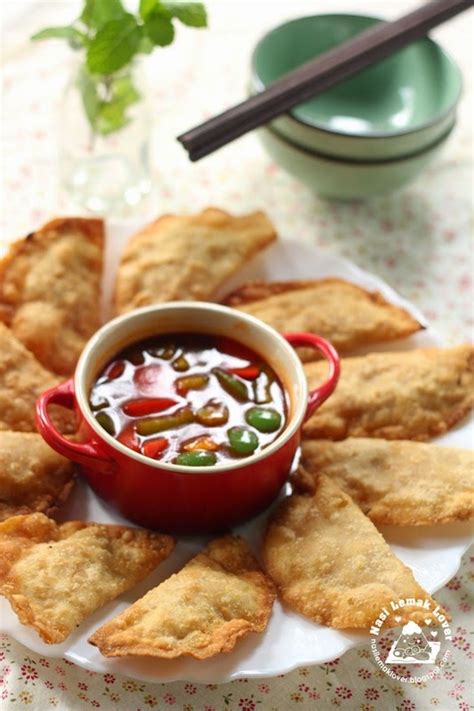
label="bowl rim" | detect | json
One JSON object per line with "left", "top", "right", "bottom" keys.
{"left": 250, "top": 12, "right": 463, "bottom": 140}
{"left": 74, "top": 301, "right": 309, "bottom": 475}
{"left": 262, "top": 120, "right": 456, "bottom": 165}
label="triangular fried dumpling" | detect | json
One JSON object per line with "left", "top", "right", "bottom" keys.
{"left": 303, "top": 345, "right": 474, "bottom": 441}
{"left": 263, "top": 476, "right": 443, "bottom": 629}
{"left": 115, "top": 208, "right": 276, "bottom": 313}
{"left": 0, "top": 431, "right": 75, "bottom": 521}
{"left": 0, "top": 323, "right": 74, "bottom": 433}
{"left": 297, "top": 438, "right": 474, "bottom": 526}
{"left": 223, "top": 278, "right": 422, "bottom": 358}
{"left": 0, "top": 514, "right": 174, "bottom": 643}
{"left": 0, "top": 218, "right": 104, "bottom": 375}
{"left": 89, "top": 535, "right": 275, "bottom": 659}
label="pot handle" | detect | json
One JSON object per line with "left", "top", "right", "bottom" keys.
{"left": 36, "top": 378, "right": 115, "bottom": 471}
{"left": 284, "top": 333, "right": 340, "bottom": 421}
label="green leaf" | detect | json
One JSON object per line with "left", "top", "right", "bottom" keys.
{"left": 164, "top": 2, "right": 207, "bottom": 27}
{"left": 145, "top": 14, "right": 175, "bottom": 46}
{"left": 96, "top": 103, "right": 131, "bottom": 135}
{"left": 96, "top": 74, "right": 141, "bottom": 135}
{"left": 86, "top": 14, "right": 141, "bottom": 74}
{"left": 31, "top": 25, "right": 87, "bottom": 48}
{"left": 77, "top": 68, "right": 141, "bottom": 136}
{"left": 137, "top": 34, "right": 155, "bottom": 54}
{"left": 111, "top": 74, "right": 141, "bottom": 107}
{"left": 80, "top": 0, "right": 126, "bottom": 29}
{"left": 139, "top": 0, "right": 160, "bottom": 21}
{"left": 77, "top": 67, "right": 101, "bottom": 129}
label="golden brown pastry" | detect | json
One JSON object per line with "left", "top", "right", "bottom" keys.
{"left": 297, "top": 438, "right": 474, "bottom": 526}
{"left": 0, "top": 323, "right": 74, "bottom": 433}
{"left": 263, "top": 475, "right": 442, "bottom": 629}
{"left": 223, "top": 279, "right": 422, "bottom": 358}
{"left": 115, "top": 208, "right": 277, "bottom": 313}
{"left": 0, "top": 217, "right": 104, "bottom": 375}
{"left": 89, "top": 535, "right": 275, "bottom": 659}
{"left": 0, "top": 431, "right": 74, "bottom": 521}
{"left": 0, "top": 513, "right": 174, "bottom": 643}
{"left": 303, "top": 345, "right": 474, "bottom": 441}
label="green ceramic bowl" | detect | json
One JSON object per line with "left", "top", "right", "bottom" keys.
{"left": 251, "top": 14, "right": 462, "bottom": 160}
{"left": 258, "top": 122, "right": 454, "bottom": 200}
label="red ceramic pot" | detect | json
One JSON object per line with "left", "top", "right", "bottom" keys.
{"left": 36, "top": 302, "right": 339, "bottom": 534}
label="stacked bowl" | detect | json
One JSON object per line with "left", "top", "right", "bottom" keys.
{"left": 250, "top": 14, "right": 462, "bottom": 200}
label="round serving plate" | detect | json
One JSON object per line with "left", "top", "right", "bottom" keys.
{"left": 1, "top": 228, "right": 472, "bottom": 683}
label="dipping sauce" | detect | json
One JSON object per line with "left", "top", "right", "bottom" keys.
{"left": 89, "top": 333, "right": 288, "bottom": 466}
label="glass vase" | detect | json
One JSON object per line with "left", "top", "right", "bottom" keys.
{"left": 59, "top": 62, "right": 152, "bottom": 215}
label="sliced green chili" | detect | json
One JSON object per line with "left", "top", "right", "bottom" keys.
{"left": 228, "top": 426, "right": 259, "bottom": 455}
{"left": 196, "top": 401, "right": 229, "bottom": 427}
{"left": 95, "top": 411, "right": 115, "bottom": 435}
{"left": 175, "top": 450, "right": 217, "bottom": 466}
{"left": 175, "top": 374, "right": 209, "bottom": 395}
{"left": 213, "top": 368, "right": 249, "bottom": 402}
{"left": 149, "top": 344, "right": 176, "bottom": 360}
{"left": 136, "top": 407, "right": 194, "bottom": 436}
{"left": 246, "top": 406, "right": 281, "bottom": 433}
{"left": 172, "top": 355, "right": 190, "bottom": 372}
{"left": 89, "top": 394, "right": 110, "bottom": 411}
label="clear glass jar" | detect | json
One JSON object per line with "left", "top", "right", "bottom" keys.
{"left": 59, "top": 62, "right": 151, "bottom": 215}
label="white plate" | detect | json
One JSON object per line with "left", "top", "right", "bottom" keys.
{"left": 1, "top": 227, "right": 473, "bottom": 683}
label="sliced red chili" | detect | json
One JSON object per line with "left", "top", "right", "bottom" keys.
{"left": 105, "top": 360, "right": 125, "bottom": 379}
{"left": 228, "top": 365, "right": 260, "bottom": 380}
{"left": 118, "top": 424, "right": 140, "bottom": 452}
{"left": 182, "top": 435, "right": 219, "bottom": 452}
{"left": 216, "top": 336, "right": 256, "bottom": 361}
{"left": 123, "top": 398, "right": 177, "bottom": 417}
{"left": 142, "top": 437, "right": 169, "bottom": 459}
{"left": 133, "top": 364, "right": 162, "bottom": 394}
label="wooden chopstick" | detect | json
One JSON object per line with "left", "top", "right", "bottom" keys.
{"left": 178, "top": 0, "right": 472, "bottom": 161}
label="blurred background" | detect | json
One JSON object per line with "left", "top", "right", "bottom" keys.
{"left": 1, "top": 0, "right": 473, "bottom": 343}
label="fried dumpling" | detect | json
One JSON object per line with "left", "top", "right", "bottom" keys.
{"left": 303, "top": 345, "right": 474, "bottom": 441}
{"left": 263, "top": 475, "right": 442, "bottom": 629}
{"left": 0, "top": 217, "right": 104, "bottom": 375}
{"left": 115, "top": 208, "right": 276, "bottom": 313}
{"left": 0, "top": 514, "right": 174, "bottom": 643}
{"left": 89, "top": 535, "right": 275, "bottom": 659}
{"left": 0, "top": 323, "right": 74, "bottom": 433}
{"left": 223, "top": 279, "right": 422, "bottom": 358}
{"left": 297, "top": 438, "right": 474, "bottom": 526}
{"left": 0, "top": 431, "right": 74, "bottom": 521}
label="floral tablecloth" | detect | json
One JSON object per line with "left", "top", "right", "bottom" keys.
{"left": 0, "top": 552, "right": 473, "bottom": 711}
{"left": 1, "top": 1, "right": 473, "bottom": 709}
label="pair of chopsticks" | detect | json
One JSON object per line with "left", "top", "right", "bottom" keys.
{"left": 178, "top": 0, "right": 473, "bottom": 162}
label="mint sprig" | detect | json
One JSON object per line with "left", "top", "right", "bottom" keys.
{"left": 32, "top": 0, "right": 207, "bottom": 135}
{"left": 81, "top": 0, "right": 127, "bottom": 28}
{"left": 166, "top": 3, "right": 207, "bottom": 27}
{"left": 31, "top": 25, "right": 87, "bottom": 48}
{"left": 77, "top": 66, "right": 141, "bottom": 135}
{"left": 87, "top": 14, "right": 141, "bottom": 74}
